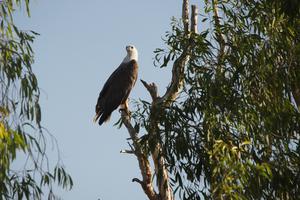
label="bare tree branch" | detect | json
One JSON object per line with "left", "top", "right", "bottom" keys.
{"left": 140, "top": 79, "right": 173, "bottom": 200}
{"left": 182, "top": 0, "right": 190, "bottom": 33}
{"left": 140, "top": 79, "right": 159, "bottom": 101}
{"left": 158, "top": 52, "right": 189, "bottom": 107}
{"left": 120, "top": 111, "right": 158, "bottom": 200}
{"left": 191, "top": 5, "right": 198, "bottom": 34}
{"left": 212, "top": 0, "right": 225, "bottom": 61}
{"left": 120, "top": 149, "right": 134, "bottom": 154}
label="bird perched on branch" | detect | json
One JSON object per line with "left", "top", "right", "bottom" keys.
{"left": 93, "top": 45, "right": 138, "bottom": 125}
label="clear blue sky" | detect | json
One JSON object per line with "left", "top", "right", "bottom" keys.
{"left": 15, "top": 1, "right": 201, "bottom": 199}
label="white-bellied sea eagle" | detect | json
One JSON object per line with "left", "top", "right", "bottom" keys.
{"left": 93, "top": 45, "right": 138, "bottom": 125}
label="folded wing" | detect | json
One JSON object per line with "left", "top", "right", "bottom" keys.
{"left": 94, "top": 60, "right": 138, "bottom": 125}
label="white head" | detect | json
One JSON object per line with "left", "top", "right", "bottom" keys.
{"left": 122, "top": 44, "right": 138, "bottom": 63}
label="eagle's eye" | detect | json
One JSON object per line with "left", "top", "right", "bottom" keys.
{"left": 130, "top": 46, "right": 133, "bottom": 49}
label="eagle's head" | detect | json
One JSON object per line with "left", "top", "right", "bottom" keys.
{"left": 123, "top": 44, "right": 138, "bottom": 63}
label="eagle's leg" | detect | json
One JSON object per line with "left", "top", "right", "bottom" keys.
{"left": 119, "top": 99, "right": 131, "bottom": 116}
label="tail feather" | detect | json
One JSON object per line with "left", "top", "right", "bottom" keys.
{"left": 93, "top": 114, "right": 100, "bottom": 123}
{"left": 98, "top": 112, "right": 111, "bottom": 126}
{"left": 93, "top": 109, "right": 103, "bottom": 123}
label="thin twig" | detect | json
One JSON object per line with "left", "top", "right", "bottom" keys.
{"left": 120, "top": 149, "right": 135, "bottom": 154}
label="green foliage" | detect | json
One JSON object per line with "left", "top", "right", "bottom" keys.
{"left": 132, "top": 0, "right": 300, "bottom": 199}
{"left": 0, "top": 0, "right": 72, "bottom": 199}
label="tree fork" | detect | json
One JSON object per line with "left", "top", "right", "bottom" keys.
{"left": 121, "top": 111, "right": 158, "bottom": 200}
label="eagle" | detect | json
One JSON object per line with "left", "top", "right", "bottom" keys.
{"left": 93, "top": 45, "right": 138, "bottom": 125}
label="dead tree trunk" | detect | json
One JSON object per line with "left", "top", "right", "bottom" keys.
{"left": 120, "top": 1, "right": 198, "bottom": 200}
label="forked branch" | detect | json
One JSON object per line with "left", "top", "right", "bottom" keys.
{"left": 120, "top": 111, "right": 158, "bottom": 200}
